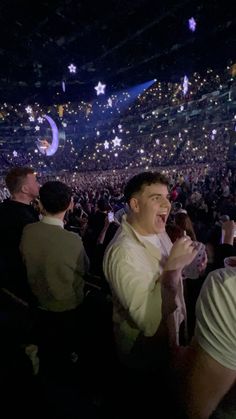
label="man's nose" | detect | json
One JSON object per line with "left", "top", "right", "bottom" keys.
{"left": 161, "top": 197, "right": 170, "bottom": 207}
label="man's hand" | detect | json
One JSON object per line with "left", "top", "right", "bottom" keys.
{"left": 164, "top": 236, "right": 199, "bottom": 272}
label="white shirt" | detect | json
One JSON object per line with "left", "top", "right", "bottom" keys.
{"left": 195, "top": 267, "right": 236, "bottom": 370}
{"left": 104, "top": 216, "right": 186, "bottom": 356}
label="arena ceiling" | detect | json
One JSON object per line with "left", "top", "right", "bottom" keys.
{"left": 0, "top": 0, "right": 235, "bottom": 103}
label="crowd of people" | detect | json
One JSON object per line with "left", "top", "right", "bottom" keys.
{"left": 0, "top": 65, "right": 235, "bottom": 175}
{"left": 0, "top": 63, "right": 236, "bottom": 418}
{"left": 0, "top": 162, "right": 236, "bottom": 418}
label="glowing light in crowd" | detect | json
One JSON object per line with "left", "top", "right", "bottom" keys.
{"left": 96, "top": 131, "right": 100, "bottom": 136}
{"left": 13, "top": 150, "right": 18, "bottom": 157}
{"left": 62, "top": 81, "right": 66, "bottom": 92}
{"left": 188, "top": 17, "right": 196, "bottom": 32}
{"left": 95, "top": 81, "right": 106, "bottom": 96}
{"left": 29, "top": 116, "right": 35, "bottom": 122}
{"left": 112, "top": 136, "right": 122, "bottom": 147}
{"left": 38, "top": 117, "right": 44, "bottom": 124}
{"left": 25, "top": 106, "right": 32, "bottom": 114}
{"left": 104, "top": 141, "right": 109, "bottom": 149}
{"left": 68, "top": 64, "right": 76, "bottom": 73}
{"left": 156, "top": 139, "right": 160, "bottom": 145}
{"left": 35, "top": 125, "right": 40, "bottom": 131}
{"left": 183, "top": 76, "right": 189, "bottom": 96}
{"left": 107, "top": 97, "right": 112, "bottom": 107}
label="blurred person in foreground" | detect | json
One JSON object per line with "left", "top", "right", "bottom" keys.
{"left": 179, "top": 265, "right": 236, "bottom": 419}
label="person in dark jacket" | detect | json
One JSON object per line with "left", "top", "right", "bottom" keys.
{"left": 0, "top": 167, "right": 40, "bottom": 300}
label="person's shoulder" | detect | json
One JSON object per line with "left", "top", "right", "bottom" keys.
{"left": 202, "top": 267, "right": 236, "bottom": 296}
{"left": 23, "top": 221, "right": 41, "bottom": 232}
{"left": 61, "top": 228, "right": 82, "bottom": 242}
{"left": 104, "top": 229, "right": 144, "bottom": 263}
{"left": 0, "top": 199, "right": 12, "bottom": 211}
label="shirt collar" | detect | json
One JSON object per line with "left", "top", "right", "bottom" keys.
{"left": 121, "top": 215, "right": 161, "bottom": 261}
{"left": 41, "top": 215, "right": 64, "bottom": 228}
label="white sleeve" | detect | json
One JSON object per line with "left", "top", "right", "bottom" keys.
{"left": 195, "top": 269, "right": 236, "bottom": 370}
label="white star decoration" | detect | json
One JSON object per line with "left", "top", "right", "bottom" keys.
{"left": 112, "top": 136, "right": 122, "bottom": 147}
{"left": 35, "top": 125, "right": 40, "bottom": 131}
{"left": 104, "top": 141, "right": 109, "bottom": 149}
{"left": 38, "top": 117, "right": 44, "bottom": 124}
{"left": 25, "top": 106, "right": 32, "bottom": 114}
{"left": 95, "top": 81, "right": 106, "bottom": 96}
{"left": 29, "top": 116, "right": 35, "bottom": 122}
{"left": 68, "top": 64, "right": 76, "bottom": 73}
{"left": 13, "top": 150, "right": 18, "bottom": 157}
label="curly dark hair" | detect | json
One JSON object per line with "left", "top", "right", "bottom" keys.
{"left": 124, "top": 171, "right": 169, "bottom": 204}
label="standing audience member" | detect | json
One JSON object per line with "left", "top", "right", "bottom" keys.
{"left": 0, "top": 167, "right": 39, "bottom": 300}
{"left": 20, "top": 181, "right": 87, "bottom": 312}
{"left": 20, "top": 181, "right": 88, "bottom": 365}
{"left": 103, "top": 172, "right": 198, "bottom": 370}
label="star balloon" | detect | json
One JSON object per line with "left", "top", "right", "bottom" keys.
{"left": 95, "top": 81, "right": 106, "bottom": 96}
{"left": 35, "top": 125, "right": 40, "bottom": 131}
{"left": 29, "top": 116, "right": 35, "bottom": 122}
{"left": 13, "top": 150, "right": 18, "bottom": 157}
{"left": 38, "top": 117, "right": 44, "bottom": 124}
{"left": 112, "top": 136, "right": 122, "bottom": 147}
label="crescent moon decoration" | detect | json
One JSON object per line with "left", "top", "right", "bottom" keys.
{"left": 37, "top": 115, "right": 59, "bottom": 156}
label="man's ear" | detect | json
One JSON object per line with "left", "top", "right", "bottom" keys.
{"left": 21, "top": 184, "right": 28, "bottom": 194}
{"left": 129, "top": 197, "right": 140, "bottom": 213}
